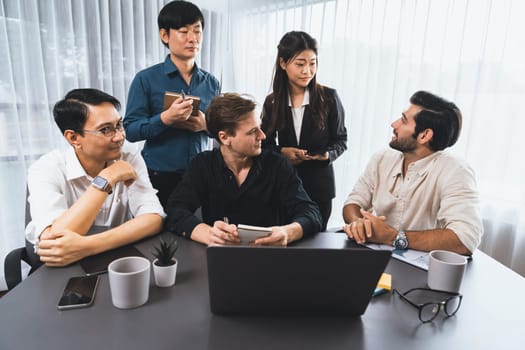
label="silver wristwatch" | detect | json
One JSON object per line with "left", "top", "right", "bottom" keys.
{"left": 92, "top": 175, "right": 113, "bottom": 194}
{"left": 392, "top": 230, "right": 408, "bottom": 250}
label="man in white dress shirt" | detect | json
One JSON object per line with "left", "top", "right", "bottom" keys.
{"left": 343, "top": 91, "right": 482, "bottom": 255}
{"left": 25, "top": 89, "right": 165, "bottom": 267}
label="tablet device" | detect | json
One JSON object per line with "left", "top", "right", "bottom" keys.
{"left": 79, "top": 245, "right": 145, "bottom": 275}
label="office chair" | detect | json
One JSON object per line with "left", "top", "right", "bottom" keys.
{"left": 3, "top": 188, "right": 43, "bottom": 290}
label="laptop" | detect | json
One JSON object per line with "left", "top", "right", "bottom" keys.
{"left": 206, "top": 245, "right": 391, "bottom": 316}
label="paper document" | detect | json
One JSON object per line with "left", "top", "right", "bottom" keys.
{"left": 364, "top": 243, "right": 429, "bottom": 271}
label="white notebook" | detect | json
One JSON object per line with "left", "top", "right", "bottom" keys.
{"left": 237, "top": 224, "right": 272, "bottom": 244}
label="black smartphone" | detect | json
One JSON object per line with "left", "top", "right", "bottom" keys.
{"left": 307, "top": 150, "right": 326, "bottom": 156}
{"left": 57, "top": 275, "right": 99, "bottom": 310}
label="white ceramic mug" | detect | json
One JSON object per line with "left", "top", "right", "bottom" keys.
{"left": 427, "top": 250, "right": 467, "bottom": 293}
{"left": 108, "top": 256, "right": 151, "bottom": 309}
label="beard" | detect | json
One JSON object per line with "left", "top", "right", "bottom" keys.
{"left": 389, "top": 134, "right": 418, "bottom": 153}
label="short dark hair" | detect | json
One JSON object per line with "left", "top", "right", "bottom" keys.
{"left": 206, "top": 93, "right": 257, "bottom": 143}
{"left": 53, "top": 88, "right": 121, "bottom": 135}
{"left": 158, "top": 1, "right": 204, "bottom": 48}
{"left": 410, "top": 91, "right": 462, "bottom": 151}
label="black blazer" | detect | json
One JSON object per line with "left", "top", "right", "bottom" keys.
{"left": 261, "top": 87, "right": 347, "bottom": 201}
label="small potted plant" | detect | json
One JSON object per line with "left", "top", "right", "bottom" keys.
{"left": 152, "top": 237, "right": 178, "bottom": 287}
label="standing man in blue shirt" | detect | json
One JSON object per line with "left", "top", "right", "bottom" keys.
{"left": 124, "top": 1, "right": 221, "bottom": 207}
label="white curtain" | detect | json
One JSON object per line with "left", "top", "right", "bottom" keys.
{"left": 2, "top": 0, "right": 524, "bottom": 290}
{"left": 226, "top": 0, "right": 525, "bottom": 276}
{"left": 0, "top": 0, "right": 223, "bottom": 290}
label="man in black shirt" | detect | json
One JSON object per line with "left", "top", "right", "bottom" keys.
{"left": 165, "top": 93, "right": 322, "bottom": 245}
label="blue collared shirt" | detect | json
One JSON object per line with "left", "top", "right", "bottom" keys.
{"left": 124, "top": 55, "right": 220, "bottom": 172}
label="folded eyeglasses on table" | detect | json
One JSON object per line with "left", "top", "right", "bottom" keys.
{"left": 393, "top": 287, "right": 463, "bottom": 323}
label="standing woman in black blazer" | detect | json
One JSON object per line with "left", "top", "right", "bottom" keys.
{"left": 261, "top": 31, "right": 347, "bottom": 231}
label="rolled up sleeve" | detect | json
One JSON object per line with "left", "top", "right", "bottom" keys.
{"left": 124, "top": 74, "right": 170, "bottom": 142}
{"left": 438, "top": 164, "right": 483, "bottom": 253}
{"left": 344, "top": 153, "right": 380, "bottom": 210}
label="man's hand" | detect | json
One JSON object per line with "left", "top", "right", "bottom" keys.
{"left": 37, "top": 230, "right": 90, "bottom": 267}
{"left": 281, "top": 147, "right": 308, "bottom": 165}
{"left": 99, "top": 160, "right": 137, "bottom": 187}
{"left": 209, "top": 220, "right": 240, "bottom": 245}
{"left": 160, "top": 97, "right": 193, "bottom": 126}
{"left": 172, "top": 110, "right": 207, "bottom": 132}
{"left": 343, "top": 217, "right": 370, "bottom": 244}
{"left": 343, "top": 209, "right": 395, "bottom": 244}
{"left": 253, "top": 226, "right": 289, "bottom": 246}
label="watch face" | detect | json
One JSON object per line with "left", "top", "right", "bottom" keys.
{"left": 395, "top": 238, "right": 408, "bottom": 250}
{"left": 92, "top": 176, "right": 108, "bottom": 188}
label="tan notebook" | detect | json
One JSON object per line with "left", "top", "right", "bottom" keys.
{"left": 163, "top": 91, "right": 201, "bottom": 116}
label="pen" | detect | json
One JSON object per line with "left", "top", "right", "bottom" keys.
{"left": 223, "top": 217, "right": 229, "bottom": 224}
{"left": 181, "top": 91, "right": 186, "bottom": 101}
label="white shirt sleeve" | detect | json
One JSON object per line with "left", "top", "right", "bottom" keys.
{"left": 25, "top": 151, "right": 69, "bottom": 244}
{"left": 344, "top": 151, "right": 383, "bottom": 210}
{"left": 24, "top": 145, "right": 165, "bottom": 245}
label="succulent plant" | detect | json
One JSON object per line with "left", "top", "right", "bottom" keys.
{"left": 152, "top": 237, "right": 178, "bottom": 267}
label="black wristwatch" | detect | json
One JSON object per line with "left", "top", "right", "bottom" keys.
{"left": 392, "top": 230, "right": 408, "bottom": 250}
{"left": 92, "top": 176, "right": 113, "bottom": 194}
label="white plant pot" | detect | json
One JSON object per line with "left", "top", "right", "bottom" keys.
{"left": 152, "top": 258, "right": 178, "bottom": 287}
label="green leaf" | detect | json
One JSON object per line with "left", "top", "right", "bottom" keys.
{"left": 152, "top": 236, "right": 178, "bottom": 266}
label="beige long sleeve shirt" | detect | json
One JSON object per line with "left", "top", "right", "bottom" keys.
{"left": 344, "top": 149, "right": 483, "bottom": 253}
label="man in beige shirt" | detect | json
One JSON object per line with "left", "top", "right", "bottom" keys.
{"left": 343, "top": 91, "right": 482, "bottom": 255}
